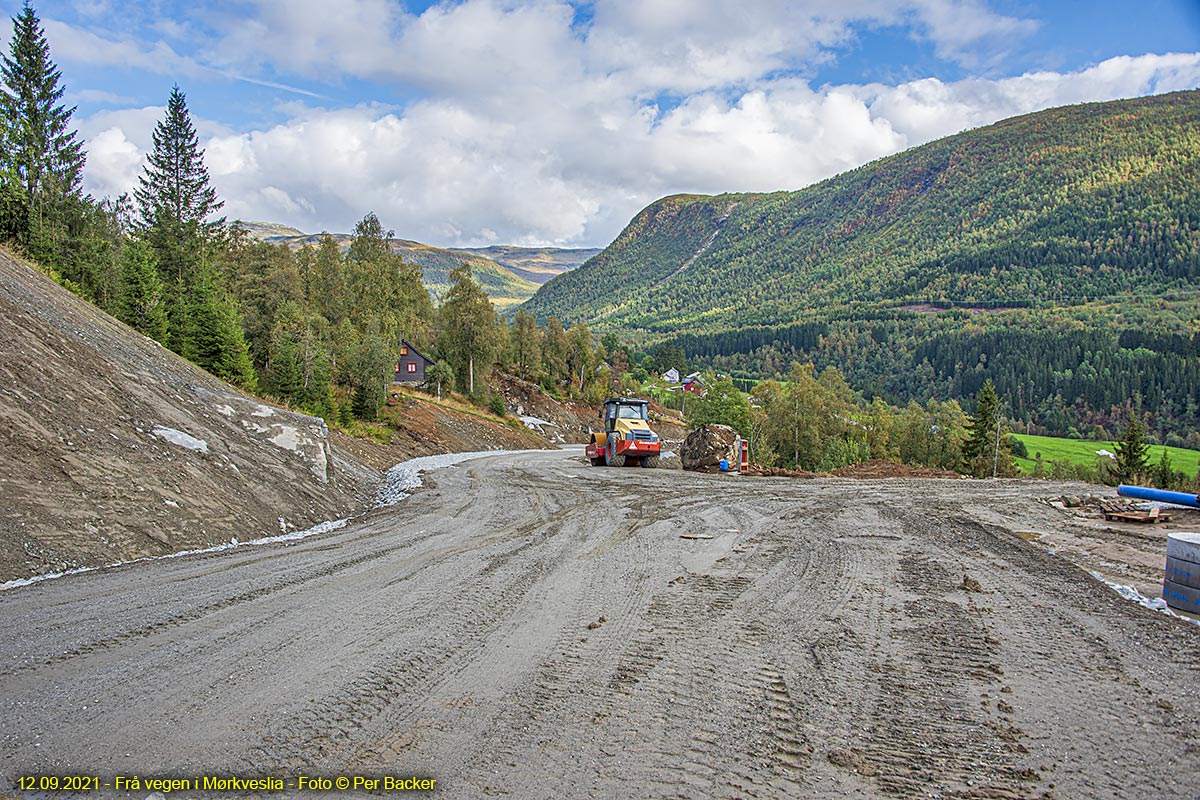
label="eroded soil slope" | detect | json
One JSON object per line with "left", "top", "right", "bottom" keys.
{"left": 0, "top": 250, "right": 383, "bottom": 582}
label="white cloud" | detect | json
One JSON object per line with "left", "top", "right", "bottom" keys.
{"left": 79, "top": 106, "right": 164, "bottom": 154}
{"left": 83, "top": 127, "right": 142, "bottom": 200}
{"left": 187, "top": 0, "right": 1039, "bottom": 97}
{"left": 71, "top": 0, "right": 1200, "bottom": 248}
{"left": 68, "top": 89, "right": 135, "bottom": 106}
{"left": 858, "top": 52, "right": 1200, "bottom": 146}
{"left": 203, "top": 0, "right": 405, "bottom": 79}
{"left": 41, "top": 18, "right": 204, "bottom": 78}
{"left": 906, "top": 0, "right": 1039, "bottom": 66}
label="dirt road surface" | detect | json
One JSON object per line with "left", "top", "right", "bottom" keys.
{"left": 2, "top": 449, "right": 1198, "bottom": 799}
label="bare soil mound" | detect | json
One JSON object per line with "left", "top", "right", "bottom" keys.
{"left": 496, "top": 374, "right": 688, "bottom": 446}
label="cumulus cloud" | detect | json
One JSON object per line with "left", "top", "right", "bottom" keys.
{"left": 70, "top": 0, "right": 1200, "bottom": 247}
{"left": 203, "top": 0, "right": 405, "bottom": 79}
{"left": 858, "top": 52, "right": 1200, "bottom": 145}
{"left": 82, "top": 127, "right": 143, "bottom": 200}
{"left": 905, "top": 0, "right": 1039, "bottom": 66}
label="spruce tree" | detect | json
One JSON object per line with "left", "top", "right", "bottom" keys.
{"left": 0, "top": 1, "right": 86, "bottom": 261}
{"left": 178, "top": 268, "right": 256, "bottom": 390}
{"left": 1114, "top": 412, "right": 1150, "bottom": 484}
{"left": 266, "top": 335, "right": 302, "bottom": 401}
{"left": 117, "top": 239, "right": 167, "bottom": 342}
{"left": 1152, "top": 448, "right": 1174, "bottom": 490}
{"left": 962, "top": 379, "right": 1016, "bottom": 477}
{"left": 134, "top": 85, "right": 223, "bottom": 284}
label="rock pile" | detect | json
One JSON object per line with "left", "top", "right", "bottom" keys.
{"left": 681, "top": 424, "right": 739, "bottom": 471}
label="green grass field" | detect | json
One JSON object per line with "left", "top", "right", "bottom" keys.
{"left": 1011, "top": 433, "right": 1200, "bottom": 479}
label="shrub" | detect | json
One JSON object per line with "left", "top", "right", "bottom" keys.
{"left": 488, "top": 393, "right": 506, "bottom": 417}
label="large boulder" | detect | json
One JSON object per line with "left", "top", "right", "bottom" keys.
{"left": 681, "top": 424, "right": 739, "bottom": 471}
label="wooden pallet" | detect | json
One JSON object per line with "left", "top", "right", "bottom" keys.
{"left": 1102, "top": 506, "right": 1170, "bottom": 524}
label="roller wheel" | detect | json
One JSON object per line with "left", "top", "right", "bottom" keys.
{"left": 641, "top": 454, "right": 660, "bottom": 469}
{"left": 605, "top": 441, "right": 626, "bottom": 468}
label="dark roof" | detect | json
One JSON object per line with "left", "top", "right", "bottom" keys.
{"left": 400, "top": 340, "right": 436, "bottom": 365}
{"left": 602, "top": 397, "right": 650, "bottom": 406}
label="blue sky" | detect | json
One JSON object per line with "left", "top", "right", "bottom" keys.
{"left": 6, "top": 0, "right": 1200, "bottom": 247}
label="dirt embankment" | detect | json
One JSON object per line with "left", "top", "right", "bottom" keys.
{"left": 497, "top": 373, "right": 688, "bottom": 445}
{"left": 0, "top": 250, "right": 557, "bottom": 584}
{"left": 334, "top": 391, "right": 555, "bottom": 473}
{"left": 0, "top": 249, "right": 381, "bottom": 582}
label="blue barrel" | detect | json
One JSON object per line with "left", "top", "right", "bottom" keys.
{"left": 719, "top": 459, "right": 729, "bottom": 471}
{"left": 1117, "top": 484, "right": 1200, "bottom": 508}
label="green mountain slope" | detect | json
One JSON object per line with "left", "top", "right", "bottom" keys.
{"left": 527, "top": 90, "right": 1199, "bottom": 327}
{"left": 523, "top": 90, "right": 1200, "bottom": 440}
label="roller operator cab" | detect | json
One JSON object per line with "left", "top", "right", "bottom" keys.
{"left": 585, "top": 397, "right": 662, "bottom": 468}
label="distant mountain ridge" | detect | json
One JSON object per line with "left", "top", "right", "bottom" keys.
{"left": 458, "top": 245, "right": 601, "bottom": 285}
{"left": 235, "top": 223, "right": 596, "bottom": 309}
{"left": 524, "top": 90, "right": 1200, "bottom": 329}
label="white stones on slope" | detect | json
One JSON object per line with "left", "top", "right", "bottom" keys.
{"left": 151, "top": 426, "right": 209, "bottom": 453}
{"left": 195, "top": 386, "right": 336, "bottom": 483}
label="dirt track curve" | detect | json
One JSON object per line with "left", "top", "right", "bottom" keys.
{"left": 2, "top": 448, "right": 1198, "bottom": 800}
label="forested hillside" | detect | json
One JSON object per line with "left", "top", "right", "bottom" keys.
{"left": 523, "top": 91, "right": 1200, "bottom": 442}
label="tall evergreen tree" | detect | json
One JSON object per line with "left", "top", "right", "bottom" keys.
{"left": 117, "top": 239, "right": 167, "bottom": 342}
{"left": 0, "top": 1, "right": 86, "bottom": 262}
{"left": 962, "top": 379, "right": 1016, "bottom": 477}
{"left": 1114, "top": 411, "right": 1150, "bottom": 485}
{"left": 134, "top": 85, "right": 223, "bottom": 284}
{"left": 0, "top": 2, "right": 85, "bottom": 194}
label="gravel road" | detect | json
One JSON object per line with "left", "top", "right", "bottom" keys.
{"left": 2, "top": 449, "right": 1198, "bottom": 799}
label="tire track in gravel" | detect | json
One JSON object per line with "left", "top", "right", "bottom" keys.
{"left": 250, "top": 465, "right": 586, "bottom": 771}
{"left": 0, "top": 536, "right": 439, "bottom": 678}
{"left": 831, "top": 508, "right": 1043, "bottom": 798}
{"left": 3, "top": 454, "right": 1200, "bottom": 800}
{"left": 908, "top": 510, "right": 1200, "bottom": 800}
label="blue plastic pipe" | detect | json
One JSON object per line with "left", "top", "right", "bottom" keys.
{"left": 1117, "top": 484, "right": 1200, "bottom": 508}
